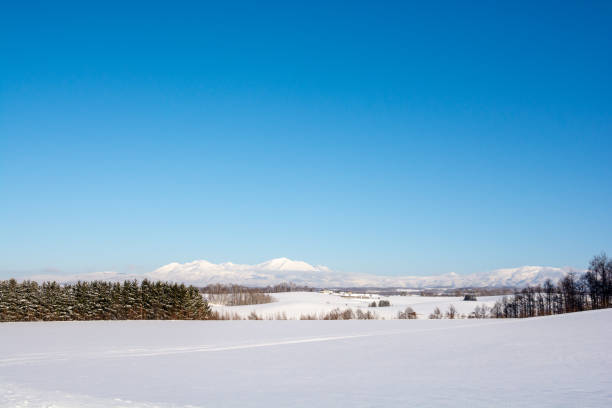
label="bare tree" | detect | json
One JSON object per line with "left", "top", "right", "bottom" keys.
{"left": 445, "top": 305, "right": 458, "bottom": 319}
{"left": 429, "top": 306, "right": 442, "bottom": 319}
{"left": 397, "top": 306, "right": 417, "bottom": 319}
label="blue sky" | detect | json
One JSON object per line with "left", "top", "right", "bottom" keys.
{"left": 1, "top": 1, "right": 611, "bottom": 278}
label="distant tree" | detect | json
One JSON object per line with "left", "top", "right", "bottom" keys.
{"left": 543, "top": 279, "right": 555, "bottom": 315}
{"left": 397, "top": 306, "right": 417, "bottom": 319}
{"left": 247, "top": 311, "right": 262, "bottom": 320}
{"left": 585, "top": 253, "right": 612, "bottom": 309}
{"left": 356, "top": 309, "right": 378, "bottom": 319}
{"left": 429, "top": 307, "right": 442, "bottom": 319}
{"left": 470, "top": 304, "right": 489, "bottom": 319}
{"left": 445, "top": 305, "right": 458, "bottom": 319}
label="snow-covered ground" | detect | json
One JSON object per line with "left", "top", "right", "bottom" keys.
{"left": 210, "top": 291, "right": 502, "bottom": 319}
{"left": 1, "top": 309, "right": 611, "bottom": 407}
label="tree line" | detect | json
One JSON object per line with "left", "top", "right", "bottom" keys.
{"left": 206, "top": 291, "right": 274, "bottom": 306}
{"left": 490, "top": 253, "right": 612, "bottom": 318}
{"left": 200, "top": 282, "right": 314, "bottom": 294}
{"left": 201, "top": 282, "right": 315, "bottom": 306}
{"left": 418, "top": 287, "right": 515, "bottom": 297}
{"left": 0, "top": 279, "right": 211, "bottom": 322}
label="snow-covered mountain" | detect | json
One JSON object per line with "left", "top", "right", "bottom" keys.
{"left": 24, "top": 257, "right": 577, "bottom": 288}
{"left": 149, "top": 258, "right": 575, "bottom": 288}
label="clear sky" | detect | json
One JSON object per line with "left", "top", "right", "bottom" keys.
{"left": 1, "top": 1, "right": 611, "bottom": 278}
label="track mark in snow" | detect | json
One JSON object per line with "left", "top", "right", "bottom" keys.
{"left": 0, "top": 320, "right": 509, "bottom": 367}
{"left": 0, "top": 334, "right": 376, "bottom": 366}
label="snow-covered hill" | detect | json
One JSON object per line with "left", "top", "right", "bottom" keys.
{"left": 24, "top": 257, "right": 576, "bottom": 288}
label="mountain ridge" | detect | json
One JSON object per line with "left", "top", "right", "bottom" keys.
{"left": 21, "top": 258, "right": 579, "bottom": 289}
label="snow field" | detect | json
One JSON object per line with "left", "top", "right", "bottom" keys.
{"left": 1, "top": 309, "right": 611, "bottom": 407}
{"left": 209, "top": 291, "right": 502, "bottom": 319}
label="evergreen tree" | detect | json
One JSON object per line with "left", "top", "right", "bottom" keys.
{"left": 0, "top": 280, "right": 212, "bottom": 322}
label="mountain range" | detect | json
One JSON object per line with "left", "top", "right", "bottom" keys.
{"left": 23, "top": 257, "right": 578, "bottom": 288}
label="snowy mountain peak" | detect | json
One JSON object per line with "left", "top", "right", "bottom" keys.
{"left": 256, "top": 257, "right": 320, "bottom": 272}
